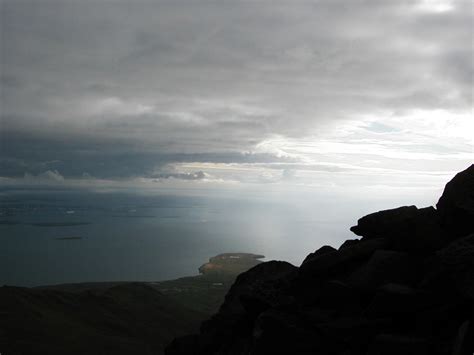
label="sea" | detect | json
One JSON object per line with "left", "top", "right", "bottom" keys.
{"left": 0, "top": 186, "right": 435, "bottom": 287}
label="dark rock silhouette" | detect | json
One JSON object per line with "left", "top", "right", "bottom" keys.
{"left": 166, "top": 165, "right": 474, "bottom": 355}
{"left": 437, "top": 164, "right": 474, "bottom": 238}
{"left": 350, "top": 205, "right": 446, "bottom": 253}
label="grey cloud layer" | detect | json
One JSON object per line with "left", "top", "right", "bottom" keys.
{"left": 1, "top": 0, "right": 472, "bottom": 179}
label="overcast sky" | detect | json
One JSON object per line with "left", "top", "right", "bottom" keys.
{"left": 1, "top": 0, "right": 472, "bottom": 199}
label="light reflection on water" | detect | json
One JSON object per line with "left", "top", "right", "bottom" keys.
{"left": 0, "top": 189, "right": 377, "bottom": 286}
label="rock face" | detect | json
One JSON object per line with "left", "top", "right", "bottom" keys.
{"left": 166, "top": 165, "right": 474, "bottom": 355}
{"left": 437, "top": 164, "right": 474, "bottom": 238}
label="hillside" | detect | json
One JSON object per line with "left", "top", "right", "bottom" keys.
{"left": 0, "top": 254, "right": 263, "bottom": 354}
{"left": 0, "top": 283, "right": 203, "bottom": 355}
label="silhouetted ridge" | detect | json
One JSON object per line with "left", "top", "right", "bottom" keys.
{"left": 0, "top": 253, "right": 264, "bottom": 354}
{"left": 167, "top": 165, "right": 474, "bottom": 355}
{"left": 437, "top": 164, "right": 474, "bottom": 238}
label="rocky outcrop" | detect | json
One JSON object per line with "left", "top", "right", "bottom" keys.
{"left": 437, "top": 233, "right": 474, "bottom": 300}
{"left": 350, "top": 206, "right": 446, "bottom": 253}
{"left": 166, "top": 165, "right": 474, "bottom": 355}
{"left": 437, "top": 165, "right": 474, "bottom": 238}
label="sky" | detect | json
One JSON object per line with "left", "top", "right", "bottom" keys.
{"left": 1, "top": 0, "right": 472, "bottom": 203}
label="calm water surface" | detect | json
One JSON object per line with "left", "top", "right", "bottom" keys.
{"left": 0, "top": 189, "right": 376, "bottom": 286}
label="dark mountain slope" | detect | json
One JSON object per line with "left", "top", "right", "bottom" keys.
{"left": 0, "top": 253, "right": 263, "bottom": 355}
{"left": 0, "top": 283, "right": 204, "bottom": 355}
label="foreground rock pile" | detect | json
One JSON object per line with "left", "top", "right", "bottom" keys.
{"left": 167, "top": 165, "right": 474, "bottom": 355}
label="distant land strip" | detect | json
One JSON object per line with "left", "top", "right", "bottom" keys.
{"left": 54, "top": 236, "right": 83, "bottom": 240}
{"left": 110, "top": 215, "right": 156, "bottom": 218}
{"left": 30, "top": 222, "right": 91, "bottom": 227}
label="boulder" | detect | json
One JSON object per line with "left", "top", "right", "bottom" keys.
{"left": 350, "top": 205, "right": 419, "bottom": 239}
{"left": 365, "top": 283, "right": 430, "bottom": 319}
{"left": 316, "top": 316, "right": 394, "bottom": 354}
{"left": 348, "top": 250, "right": 424, "bottom": 291}
{"left": 436, "top": 165, "right": 474, "bottom": 239}
{"left": 191, "top": 261, "right": 297, "bottom": 354}
{"left": 218, "top": 261, "right": 297, "bottom": 316}
{"left": 391, "top": 206, "right": 446, "bottom": 252}
{"left": 437, "top": 234, "right": 474, "bottom": 300}
{"left": 300, "top": 238, "right": 388, "bottom": 277}
{"left": 302, "top": 306, "right": 338, "bottom": 325}
{"left": 315, "top": 280, "right": 363, "bottom": 313}
{"left": 451, "top": 320, "right": 472, "bottom": 355}
{"left": 351, "top": 206, "right": 446, "bottom": 253}
{"left": 301, "top": 245, "right": 337, "bottom": 265}
{"left": 414, "top": 301, "right": 471, "bottom": 343}
{"left": 165, "top": 334, "right": 199, "bottom": 355}
{"left": 339, "top": 239, "right": 360, "bottom": 250}
{"left": 252, "top": 309, "right": 329, "bottom": 355}
{"left": 367, "top": 334, "right": 431, "bottom": 355}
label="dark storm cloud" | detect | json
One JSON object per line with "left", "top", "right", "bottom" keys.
{"left": 1, "top": 0, "right": 472, "bottom": 179}
{"left": 0, "top": 130, "right": 297, "bottom": 178}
